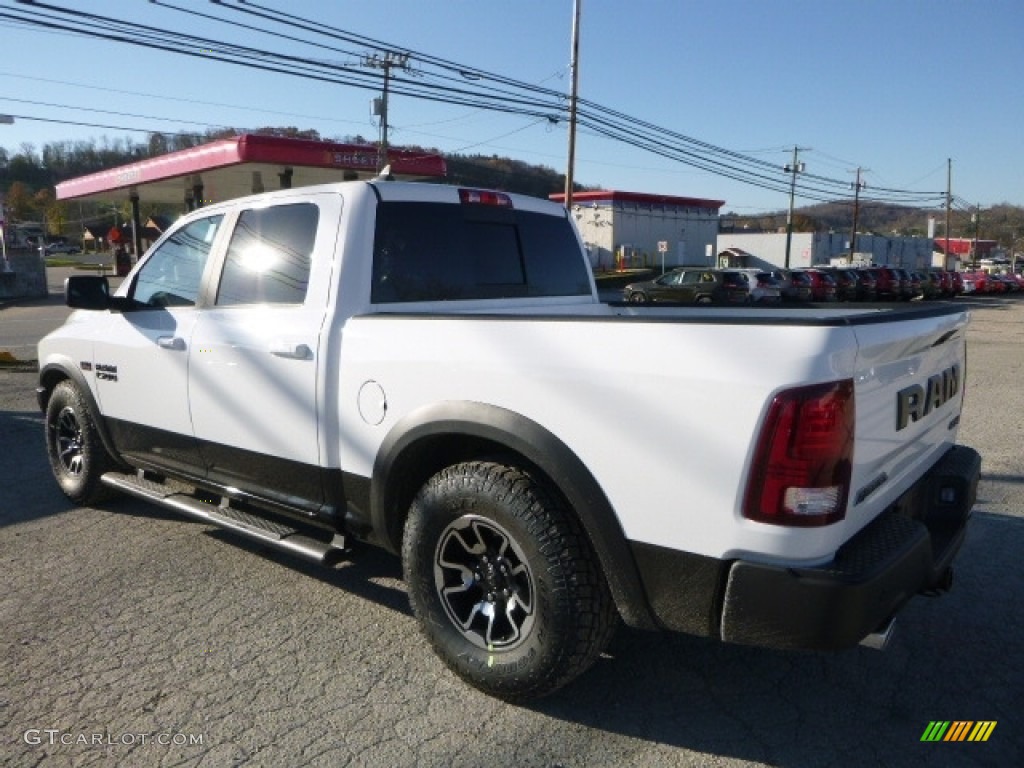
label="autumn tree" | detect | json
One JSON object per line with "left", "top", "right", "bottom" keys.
{"left": 4, "top": 181, "right": 34, "bottom": 221}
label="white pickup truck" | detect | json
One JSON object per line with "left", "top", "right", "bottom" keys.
{"left": 37, "top": 181, "right": 980, "bottom": 700}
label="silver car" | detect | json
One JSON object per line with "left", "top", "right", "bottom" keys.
{"left": 733, "top": 268, "right": 783, "bottom": 304}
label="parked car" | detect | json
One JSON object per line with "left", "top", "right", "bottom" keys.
{"left": 786, "top": 270, "right": 814, "bottom": 302}
{"left": 926, "top": 270, "right": 953, "bottom": 298}
{"left": 948, "top": 271, "right": 964, "bottom": 296}
{"left": 920, "top": 272, "right": 943, "bottom": 300}
{"left": 824, "top": 268, "right": 859, "bottom": 301}
{"left": 847, "top": 268, "right": 877, "bottom": 301}
{"left": 868, "top": 267, "right": 908, "bottom": 301}
{"left": 37, "top": 179, "right": 983, "bottom": 701}
{"left": 985, "top": 273, "right": 1006, "bottom": 293}
{"left": 44, "top": 242, "right": 82, "bottom": 255}
{"left": 993, "top": 273, "right": 1020, "bottom": 292}
{"left": 892, "top": 269, "right": 916, "bottom": 300}
{"left": 790, "top": 268, "right": 837, "bottom": 301}
{"left": 734, "top": 269, "right": 783, "bottom": 304}
{"left": 623, "top": 268, "right": 750, "bottom": 305}
{"left": 960, "top": 272, "right": 982, "bottom": 294}
{"left": 764, "top": 268, "right": 801, "bottom": 301}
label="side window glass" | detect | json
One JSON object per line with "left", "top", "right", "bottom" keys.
{"left": 216, "top": 203, "right": 319, "bottom": 306}
{"left": 132, "top": 215, "right": 223, "bottom": 307}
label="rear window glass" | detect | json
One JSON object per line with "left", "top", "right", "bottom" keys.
{"left": 371, "top": 201, "right": 591, "bottom": 303}
{"left": 217, "top": 203, "right": 318, "bottom": 306}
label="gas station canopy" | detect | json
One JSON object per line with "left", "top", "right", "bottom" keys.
{"left": 55, "top": 133, "right": 447, "bottom": 206}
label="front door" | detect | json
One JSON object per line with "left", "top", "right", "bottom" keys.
{"left": 93, "top": 213, "right": 225, "bottom": 476}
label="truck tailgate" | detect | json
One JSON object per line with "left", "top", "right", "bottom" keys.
{"left": 847, "top": 307, "right": 970, "bottom": 534}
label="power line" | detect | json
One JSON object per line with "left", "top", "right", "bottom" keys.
{"left": 0, "top": 95, "right": 237, "bottom": 131}
{"left": 3, "top": 0, "right": 953, "bottom": 207}
{"left": 0, "top": 70, "right": 376, "bottom": 130}
{"left": 0, "top": 112, "right": 217, "bottom": 137}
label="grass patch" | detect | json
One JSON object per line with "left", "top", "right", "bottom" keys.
{"left": 45, "top": 259, "right": 111, "bottom": 271}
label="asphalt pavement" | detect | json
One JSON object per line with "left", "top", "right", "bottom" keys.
{"left": 1, "top": 289, "right": 1021, "bottom": 767}
{"left": 0, "top": 264, "right": 124, "bottom": 362}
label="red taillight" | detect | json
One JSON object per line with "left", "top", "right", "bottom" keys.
{"left": 743, "top": 380, "right": 854, "bottom": 527}
{"left": 459, "top": 188, "right": 513, "bottom": 208}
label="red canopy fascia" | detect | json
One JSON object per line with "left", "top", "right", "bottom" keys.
{"left": 56, "top": 133, "right": 446, "bottom": 204}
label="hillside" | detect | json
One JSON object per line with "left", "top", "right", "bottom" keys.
{"left": 724, "top": 200, "right": 1024, "bottom": 248}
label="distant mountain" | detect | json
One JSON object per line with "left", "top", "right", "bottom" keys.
{"left": 723, "top": 200, "right": 1024, "bottom": 246}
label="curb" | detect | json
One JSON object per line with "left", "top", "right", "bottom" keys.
{"left": 0, "top": 351, "right": 37, "bottom": 370}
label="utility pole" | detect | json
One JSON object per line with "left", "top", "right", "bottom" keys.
{"left": 945, "top": 158, "right": 952, "bottom": 268}
{"left": 564, "top": 0, "right": 582, "bottom": 208}
{"left": 363, "top": 51, "right": 412, "bottom": 173}
{"left": 783, "top": 146, "right": 807, "bottom": 268}
{"left": 849, "top": 167, "right": 867, "bottom": 257}
{"left": 972, "top": 204, "right": 981, "bottom": 268}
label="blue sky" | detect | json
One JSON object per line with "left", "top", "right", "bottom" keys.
{"left": 1, "top": 0, "right": 1021, "bottom": 215}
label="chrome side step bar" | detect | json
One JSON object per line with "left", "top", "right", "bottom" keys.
{"left": 859, "top": 615, "right": 897, "bottom": 651}
{"left": 101, "top": 471, "right": 346, "bottom": 565}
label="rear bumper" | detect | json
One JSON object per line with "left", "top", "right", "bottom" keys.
{"left": 719, "top": 444, "right": 981, "bottom": 650}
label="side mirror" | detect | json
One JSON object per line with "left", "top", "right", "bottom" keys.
{"left": 65, "top": 275, "right": 111, "bottom": 309}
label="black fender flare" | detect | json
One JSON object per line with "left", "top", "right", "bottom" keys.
{"left": 37, "top": 359, "right": 122, "bottom": 464}
{"left": 371, "top": 400, "right": 658, "bottom": 630}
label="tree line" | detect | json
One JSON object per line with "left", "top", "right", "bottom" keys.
{"left": 0, "top": 126, "right": 578, "bottom": 239}
{"left": 2, "top": 126, "right": 1021, "bottom": 250}
{"left": 725, "top": 200, "right": 1024, "bottom": 249}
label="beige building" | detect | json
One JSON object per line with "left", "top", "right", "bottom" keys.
{"left": 551, "top": 190, "right": 724, "bottom": 272}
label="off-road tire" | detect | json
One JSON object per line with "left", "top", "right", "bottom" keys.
{"left": 403, "top": 460, "right": 617, "bottom": 701}
{"left": 45, "top": 379, "right": 117, "bottom": 505}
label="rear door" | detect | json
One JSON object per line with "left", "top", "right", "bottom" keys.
{"left": 187, "top": 193, "right": 341, "bottom": 513}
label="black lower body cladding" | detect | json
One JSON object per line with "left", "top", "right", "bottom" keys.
{"left": 718, "top": 445, "right": 980, "bottom": 650}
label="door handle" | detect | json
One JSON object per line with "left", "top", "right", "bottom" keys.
{"left": 157, "top": 336, "right": 186, "bottom": 351}
{"left": 270, "top": 341, "right": 312, "bottom": 360}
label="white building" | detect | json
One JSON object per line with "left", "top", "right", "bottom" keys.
{"left": 550, "top": 190, "right": 723, "bottom": 272}
{"left": 715, "top": 231, "right": 936, "bottom": 270}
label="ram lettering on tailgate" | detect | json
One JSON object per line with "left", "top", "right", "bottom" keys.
{"left": 896, "top": 363, "right": 960, "bottom": 431}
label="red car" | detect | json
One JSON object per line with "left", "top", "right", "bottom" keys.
{"left": 993, "top": 274, "right": 1020, "bottom": 292}
{"left": 929, "top": 270, "right": 953, "bottom": 297}
{"left": 863, "top": 267, "right": 904, "bottom": 300}
{"left": 790, "top": 269, "right": 837, "bottom": 301}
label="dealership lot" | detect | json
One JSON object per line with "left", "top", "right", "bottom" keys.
{"left": 1, "top": 296, "right": 1021, "bottom": 767}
